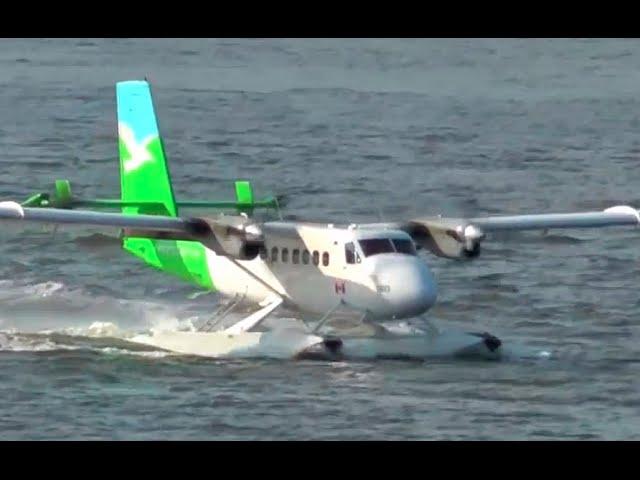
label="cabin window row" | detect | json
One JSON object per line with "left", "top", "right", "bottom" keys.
{"left": 263, "top": 247, "right": 330, "bottom": 266}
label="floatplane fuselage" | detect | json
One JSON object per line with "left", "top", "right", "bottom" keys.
{"left": 208, "top": 222, "right": 437, "bottom": 320}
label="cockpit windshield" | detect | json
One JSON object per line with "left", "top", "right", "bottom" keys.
{"left": 392, "top": 238, "right": 417, "bottom": 256}
{"left": 359, "top": 238, "right": 394, "bottom": 256}
{"left": 358, "top": 237, "right": 416, "bottom": 257}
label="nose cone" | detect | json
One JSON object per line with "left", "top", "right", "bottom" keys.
{"left": 369, "top": 255, "right": 438, "bottom": 319}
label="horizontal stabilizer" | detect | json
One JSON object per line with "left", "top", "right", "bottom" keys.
{"left": 21, "top": 179, "right": 280, "bottom": 213}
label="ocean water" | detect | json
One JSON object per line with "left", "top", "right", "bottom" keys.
{"left": 0, "top": 38, "right": 639, "bottom": 440}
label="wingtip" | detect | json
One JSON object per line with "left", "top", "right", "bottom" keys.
{"left": 0, "top": 201, "right": 25, "bottom": 218}
{"left": 603, "top": 205, "right": 640, "bottom": 224}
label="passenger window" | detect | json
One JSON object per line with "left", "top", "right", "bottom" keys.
{"left": 259, "top": 247, "right": 267, "bottom": 260}
{"left": 322, "top": 252, "right": 329, "bottom": 266}
{"left": 302, "top": 250, "right": 310, "bottom": 265}
{"left": 271, "top": 247, "right": 278, "bottom": 262}
{"left": 312, "top": 250, "right": 319, "bottom": 266}
{"left": 345, "top": 242, "right": 355, "bottom": 264}
{"left": 282, "top": 248, "right": 289, "bottom": 263}
{"left": 292, "top": 249, "right": 300, "bottom": 264}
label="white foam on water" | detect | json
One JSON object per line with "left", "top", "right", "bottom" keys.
{"left": 0, "top": 279, "right": 196, "bottom": 356}
{"left": 495, "top": 340, "right": 554, "bottom": 362}
{"left": 0, "top": 331, "right": 81, "bottom": 352}
{"left": 148, "top": 315, "right": 197, "bottom": 334}
{"left": 0, "top": 278, "right": 188, "bottom": 331}
{"left": 98, "top": 346, "right": 173, "bottom": 359}
{"left": 57, "top": 321, "right": 124, "bottom": 338}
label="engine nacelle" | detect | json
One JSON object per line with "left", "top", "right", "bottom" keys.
{"left": 408, "top": 218, "right": 484, "bottom": 260}
{"left": 185, "top": 215, "right": 264, "bottom": 261}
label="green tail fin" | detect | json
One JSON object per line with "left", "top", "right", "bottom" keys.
{"left": 116, "top": 80, "right": 178, "bottom": 217}
{"left": 116, "top": 80, "right": 214, "bottom": 290}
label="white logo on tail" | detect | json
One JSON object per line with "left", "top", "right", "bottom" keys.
{"left": 119, "top": 122, "right": 156, "bottom": 172}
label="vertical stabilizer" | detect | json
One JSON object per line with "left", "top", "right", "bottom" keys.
{"left": 116, "top": 80, "right": 178, "bottom": 217}
{"left": 116, "top": 80, "right": 214, "bottom": 290}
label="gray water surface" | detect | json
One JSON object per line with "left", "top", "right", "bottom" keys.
{"left": 0, "top": 38, "right": 639, "bottom": 440}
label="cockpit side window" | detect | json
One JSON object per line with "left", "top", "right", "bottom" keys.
{"left": 359, "top": 238, "right": 395, "bottom": 257}
{"left": 392, "top": 238, "right": 417, "bottom": 256}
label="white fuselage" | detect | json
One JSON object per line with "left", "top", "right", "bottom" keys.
{"left": 204, "top": 222, "right": 438, "bottom": 320}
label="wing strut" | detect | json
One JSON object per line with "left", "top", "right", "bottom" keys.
{"left": 223, "top": 295, "right": 284, "bottom": 335}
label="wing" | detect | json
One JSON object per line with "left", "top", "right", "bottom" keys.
{"left": 371, "top": 205, "right": 640, "bottom": 259}
{"left": 0, "top": 201, "right": 264, "bottom": 260}
{"left": 0, "top": 201, "right": 190, "bottom": 232}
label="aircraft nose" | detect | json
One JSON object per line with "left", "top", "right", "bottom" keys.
{"left": 370, "top": 256, "right": 438, "bottom": 318}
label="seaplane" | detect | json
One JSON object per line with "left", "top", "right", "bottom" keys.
{"left": 1, "top": 80, "right": 639, "bottom": 360}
